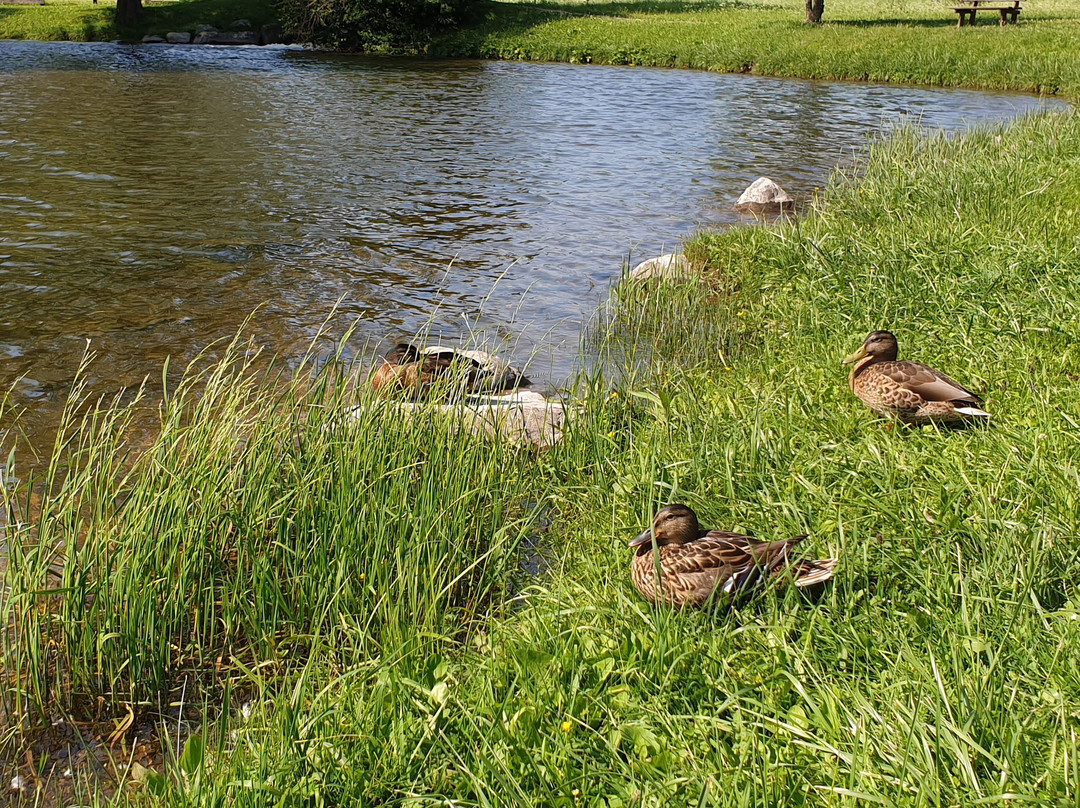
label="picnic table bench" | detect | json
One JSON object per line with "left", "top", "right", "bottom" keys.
{"left": 949, "top": 0, "right": 1021, "bottom": 26}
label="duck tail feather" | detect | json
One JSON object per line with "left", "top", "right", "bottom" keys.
{"left": 792, "top": 558, "right": 838, "bottom": 588}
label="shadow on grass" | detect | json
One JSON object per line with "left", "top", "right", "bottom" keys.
{"left": 115, "top": 0, "right": 278, "bottom": 38}
{"left": 508, "top": 0, "right": 762, "bottom": 17}
{"left": 470, "top": 1, "right": 1007, "bottom": 31}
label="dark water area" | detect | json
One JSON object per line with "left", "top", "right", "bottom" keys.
{"left": 0, "top": 41, "right": 1068, "bottom": 455}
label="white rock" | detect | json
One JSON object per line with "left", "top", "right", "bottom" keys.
{"left": 734, "top": 177, "right": 795, "bottom": 214}
{"left": 627, "top": 253, "right": 694, "bottom": 284}
{"left": 166, "top": 32, "right": 192, "bottom": 44}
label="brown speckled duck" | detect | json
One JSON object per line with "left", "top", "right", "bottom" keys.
{"left": 843, "top": 330, "right": 989, "bottom": 426}
{"left": 629, "top": 504, "right": 837, "bottom": 608}
{"left": 371, "top": 343, "right": 529, "bottom": 400}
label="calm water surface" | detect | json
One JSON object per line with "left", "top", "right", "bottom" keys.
{"left": 0, "top": 42, "right": 1067, "bottom": 451}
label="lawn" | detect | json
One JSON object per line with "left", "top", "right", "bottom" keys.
{"left": 0, "top": 0, "right": 279, "bottom": 41}
{"left": 437, "top": 0, "right": 1080, "bottom": 95}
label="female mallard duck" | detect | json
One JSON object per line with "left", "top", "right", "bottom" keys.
{"left": 371, "top": 343, "right": 529, "bottom": 400}
{"left": 843, "top": 330, "right": 989, "bottom": 425}
{"left": 629, "top": 504, "right": 837, "bottom": 608}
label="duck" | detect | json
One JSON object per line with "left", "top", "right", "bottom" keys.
{"left": 629, "top": 504, "right": 837, "bottom": 608}
{"left": 842, "top": 330, "right": 989, "bottom": 426}
{"left": 370, "top": 343, "right": 530, "bottom": 400}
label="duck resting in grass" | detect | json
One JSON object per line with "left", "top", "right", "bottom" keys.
{"left": 629, "top": 504, "right": 837, "bottom": 608}
{"left": 370, "top": 343, "right": 530, "bottom": 400}
{"left": 843, "top": 330, "right": 989, "bottom": 426}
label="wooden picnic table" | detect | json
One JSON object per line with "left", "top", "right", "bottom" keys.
{"left": 949, "top": 0, "right": 1022, "bottom": 26}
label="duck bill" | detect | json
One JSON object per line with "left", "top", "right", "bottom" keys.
{"left": 842, "top": 346, "right": 869, "bottom": 365}
{"left": 628, "top": 529, "right": 653, "bottom": 548}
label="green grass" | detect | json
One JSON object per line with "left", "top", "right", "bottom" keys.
{"left": 3, "top": 0, "right": 1080, "bottom": 97}
{"left": 5, "top": 108, "right": 1080, "bottom": 803}
{"left": 0, "top": 0, "right": 114, "bottom": 41}
{"left": 437, "top": 0, "right": 1080, "bottom": 95}
{"left": 0, "top": 0, "right": 279, "bottom": 42}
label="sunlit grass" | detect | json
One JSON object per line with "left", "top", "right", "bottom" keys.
{"left": 0, "top": 0, "right": 114, "bottom": 41}
{"left": 439, "top": 0, "right": 1080, "bottom": 95}
{"left": 0, "top": 0, "right": 278, "bottom": 41}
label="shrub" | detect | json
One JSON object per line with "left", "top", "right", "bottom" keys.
{"left": 280, "top": 0, "right": 476, "bottom": 51}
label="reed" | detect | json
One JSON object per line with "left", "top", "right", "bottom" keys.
{"left": 0, "top": 331, "right": 541, "bottom": 732}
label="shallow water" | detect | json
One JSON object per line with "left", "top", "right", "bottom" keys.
{"left": 0, "top": 41, "right": 1067, "bottom": 453}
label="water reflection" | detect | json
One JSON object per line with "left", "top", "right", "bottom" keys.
{"left": 0, "top": 41, "right": 1067, "bottom": 453}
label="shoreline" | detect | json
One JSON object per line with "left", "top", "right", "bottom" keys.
{"left": 4, "top": 106, "right": 1080, "bottom": 803}
{"left": 3, "top": 0, "right": 1079, "bottom": 98}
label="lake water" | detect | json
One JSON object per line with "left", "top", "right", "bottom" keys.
{"left": 0, "top": 41, "right": 1067, "bottom": 452}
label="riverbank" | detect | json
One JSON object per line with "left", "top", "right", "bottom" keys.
{"left": 4, "top": 104, "right": 1080, "bottom": 802}
{"left": 3, "top": 0, "right": 1080, "bottom": 97}
{"left": 440, "top": 0, "right": 1080, "bottom": 96}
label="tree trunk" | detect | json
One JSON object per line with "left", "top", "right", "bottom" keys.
{"left": 116, "top": 0, "right": 143, "bottom": 27}
{"left": 805, "top": 0, "right": 824, "bottom": 23}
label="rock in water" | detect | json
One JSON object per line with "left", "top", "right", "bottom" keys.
{"left": 734, "top": 177, "right": 795, "bottom": 214}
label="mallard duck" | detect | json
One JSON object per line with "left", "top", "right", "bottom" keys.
{"left": 843, "top": 330, "right": 989, "bottom": 425}
{"left": 629, "top": 504, "right": 837, "bottom": 608}
{"left": 370, "top": 343, "right": 529, "bottom": 400}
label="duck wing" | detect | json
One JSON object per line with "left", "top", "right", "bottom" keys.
{"left": 879, "top": 360, "right": 983, "bottom": 404}
{"left": 663, "top": 532, "right": 807, "bottom": 599}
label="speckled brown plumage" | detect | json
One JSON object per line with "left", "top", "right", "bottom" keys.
{"left": 370, "top": 343, "right": 529, "bottom": 400}
{"left": 629, "top": 504, "right": 837, "bottom": 608}
{"left": 843, "top": 331, "right": 989, "bottom": 425}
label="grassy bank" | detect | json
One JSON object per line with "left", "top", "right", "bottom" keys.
{"left": 3, "top": 0, "right": 1080, "bottom": 97}
{"left": 4, "top": 107, "right": 1080, "bottom": 803}
{"left": 438, "top": 0, "right": 1080, "bottom": 95}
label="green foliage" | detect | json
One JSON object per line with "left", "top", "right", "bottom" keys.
{"left": 279, "top": 0, "right": 477, "bottom": 51}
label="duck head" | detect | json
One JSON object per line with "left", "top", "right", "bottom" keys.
{"left": 629, "top": 503, "right": 701, "bottom": 549}
{"left": 843, "top": 330, "right": 899, "bottom": 365}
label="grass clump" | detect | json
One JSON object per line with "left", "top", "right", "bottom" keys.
{"left": 1, "top": 334, "right": 542, "bottom": 734}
